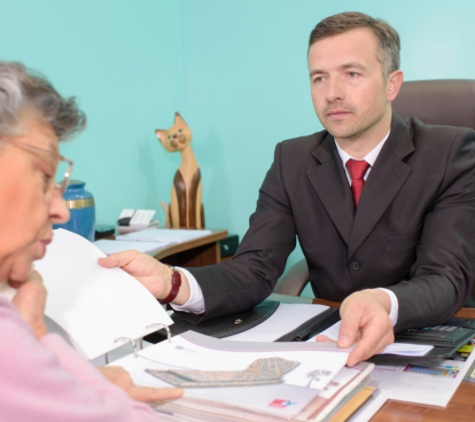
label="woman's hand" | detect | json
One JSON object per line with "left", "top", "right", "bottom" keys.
{"left": 11, "top": 270, "right": 48, "bottom": 338}
{"left": 98, "top": 366, "right": 183, "bottom": 402}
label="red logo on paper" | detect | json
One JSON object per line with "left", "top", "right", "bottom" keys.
{"left": 269, "top": 399, "right": 294, "bottom": 408}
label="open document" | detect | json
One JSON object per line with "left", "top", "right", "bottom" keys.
{"left": 34, "top": 229, "right": 173, "bottom": 360}
{"left": 138, "top": 331, "right": 350, "bottom": 390}
{"left": 114, "top": 331, "right": 383, "bottom": 421}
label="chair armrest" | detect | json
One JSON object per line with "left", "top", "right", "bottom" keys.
{"left": 274, "top": 259, "right": 309, "bottom": 296}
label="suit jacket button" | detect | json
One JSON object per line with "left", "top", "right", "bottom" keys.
{"left": 350, "top": 261, "right": 361, "bottom": 271}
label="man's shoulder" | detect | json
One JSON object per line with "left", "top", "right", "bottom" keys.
{"left": 407, "top": 117, "right": 475, "bottom": 142}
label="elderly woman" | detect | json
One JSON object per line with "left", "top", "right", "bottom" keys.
{"left": 0, "top": 61, "right": 182, "bottom": 420}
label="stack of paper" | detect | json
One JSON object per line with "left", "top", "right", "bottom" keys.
{"left": 116, "top": 228, "right": 213, "bottom": 243}
{"left": 369, "top": 340, "right": 475, "bottom": 407}
{"left": 95, "top": 228, "right": 213, "bottom": 256}
{"left": 114, "top": 331, "right": 387, "bottom": 421}
{"left": 118, "top": 220, "right": 159, "bottom": 234}
{"left": 94, "top": 239, "right": 171, "bottom": 256}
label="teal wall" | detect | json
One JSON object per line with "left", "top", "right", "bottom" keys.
{"left": 0, "top": 0, "right": 184, "bottom": 226}
{"left": 1, "top": 1, "right": 474, "bottom": 292}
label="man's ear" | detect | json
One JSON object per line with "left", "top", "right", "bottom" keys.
{"left": 387, "top": 70, "right": 404, "bottom": 102}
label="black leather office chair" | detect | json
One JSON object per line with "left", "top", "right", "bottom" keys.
{"left": 274, "top": 79, "right": 475, "bottom": 299}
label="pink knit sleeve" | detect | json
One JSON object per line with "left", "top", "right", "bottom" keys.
{"left": 0, "top": 299, "right": 159, "bottom": 422}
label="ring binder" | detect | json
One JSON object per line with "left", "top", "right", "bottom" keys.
{"left": 35, "top": 229, "right": 174, "bottom": 361}
{"left": 147, "top": 323, "right": 172, "bottom": 343}
{"left": 104, "top": 325, "right": 171, "bottom": 364}
{"left": 105, "top": 337, "right": 137, "bottom": 364}
{"left": 114, "top": 337, "right": 138, "bottom": 358}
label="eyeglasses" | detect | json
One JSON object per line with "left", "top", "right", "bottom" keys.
{"left": 0, "top": 136, "right": 74, "bottom": 194}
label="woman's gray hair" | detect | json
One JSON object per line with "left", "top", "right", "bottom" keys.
{"left": 0, "top": 61, "right": 86, "bottom": 140}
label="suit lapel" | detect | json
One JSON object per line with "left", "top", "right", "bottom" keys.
{"left": 307, "top": 133, "right": 355, "bottom": 245}
{"left": 348, "top": 113, "right": 415, "bottom": 257}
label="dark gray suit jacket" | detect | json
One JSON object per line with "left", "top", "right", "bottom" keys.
{"left": 183, "top": 112, "right": 475, "bottom": 332}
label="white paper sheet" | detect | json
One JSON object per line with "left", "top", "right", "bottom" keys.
{"left": 226, "top": 303, "right": 330, "bottom": 342}
{"left": 129, "top": 209, "right": 156, "bottom": 225}
{"left": 313, "top": 321, "right": 434, "bottom": 356}
{"left": 138, "top": 331, "right": 350, "bottom": 390}
{"left": 94, "top": 239, "right": 172, "bottom": 255}
{"left": 35, "top": 229, "right": 173, "bottom": 360}
{"left": 116, "top": 228, "right": 212, "bottom": 243}
{"left": 118, "top": 209, "right": 135, "bottom": 219}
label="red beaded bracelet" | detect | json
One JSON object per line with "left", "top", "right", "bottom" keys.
{"left": 159, "top": 265, "right": 182, "bottom": 305}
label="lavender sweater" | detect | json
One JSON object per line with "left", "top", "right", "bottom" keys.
{"left": 0, "top": 297, "right": 159, "bottom": 421}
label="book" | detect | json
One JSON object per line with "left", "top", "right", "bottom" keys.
{"left": 34, "top": 229, "right": 173, "bottom": 360}
{"left": 347, "top": 388, "right": 391, "bottom": 422}
{"left": 325, "top": 385, "right": 375, "bottom": 422}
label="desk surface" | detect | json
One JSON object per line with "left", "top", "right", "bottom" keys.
{"left": 270, "top": 293, "right": 475, "bottom": 421}
{"left": 154, "top": 228, "right": 228, "bottom": 267}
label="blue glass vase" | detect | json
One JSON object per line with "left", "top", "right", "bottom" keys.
{"left": 54, "top": 180, "right": 96, "bottom": 241}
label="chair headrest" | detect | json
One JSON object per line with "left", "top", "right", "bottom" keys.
{"left": 392, "top": 79, "right": 475, "bottom": 130}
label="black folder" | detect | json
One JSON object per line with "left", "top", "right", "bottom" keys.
{"left": 146, "top": 300, "right": 475, "bottom": 360}
{"left": 145, "top": 300, "right": 280, "bottom": 343}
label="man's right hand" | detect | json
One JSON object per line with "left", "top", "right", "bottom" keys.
{"left": 98, "top": 251, "right": 190, "bottom": 305}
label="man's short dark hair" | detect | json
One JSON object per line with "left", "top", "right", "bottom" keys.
{"left": 309, "top": 12, "right": 400, "bottom": 80}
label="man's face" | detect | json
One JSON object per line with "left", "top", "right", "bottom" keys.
{"left": 308, "top": 28, "right": 399, "bottom": 146}
{"left": 0, "top": 112, "right": 69, "bottom": 282}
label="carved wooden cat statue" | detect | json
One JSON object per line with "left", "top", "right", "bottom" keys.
{"left": 156, "top": 112, "right": 205, "bottom": 229}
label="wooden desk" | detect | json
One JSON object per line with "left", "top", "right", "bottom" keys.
{"left": 153, "top": 228, "right": 228, "bottom": 267}
{"left": 270, "top": 293, "right": 475, "bottom": 421}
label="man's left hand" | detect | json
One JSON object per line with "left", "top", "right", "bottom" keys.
{"left": 316, "top": 289, "right": 394, "bottom": 366}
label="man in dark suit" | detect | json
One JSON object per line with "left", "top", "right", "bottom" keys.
{"left": 101, "top": 12, "right": 475, "bottom": 366}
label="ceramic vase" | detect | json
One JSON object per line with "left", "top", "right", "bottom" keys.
{"left": 54, "top": 180, "right": 96, "bottom": 241}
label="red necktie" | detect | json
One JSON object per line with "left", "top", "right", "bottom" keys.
{"left": 346, "top": 159, "right": 370, "bottom": 207}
